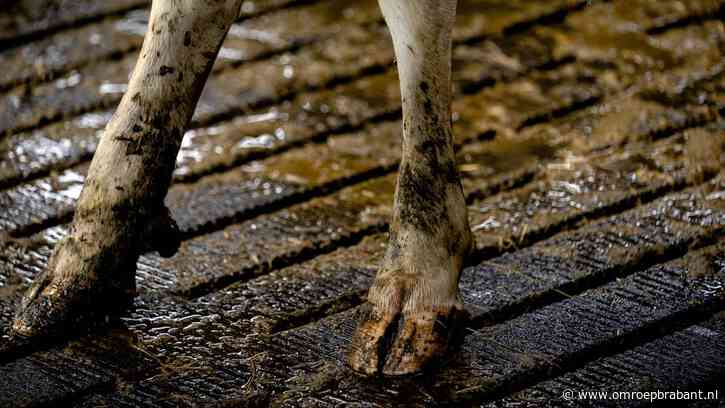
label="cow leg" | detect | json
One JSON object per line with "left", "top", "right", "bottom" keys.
{"left": 12, "top": 0, "right": 242, "bottom": 337}
{"left": 348, "top": 0, "right": 473, "bottom": 376}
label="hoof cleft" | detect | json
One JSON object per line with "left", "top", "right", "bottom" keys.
{"left": 12, "top": 237, "right": 136, "bottom": 339}
{"left": 348, "top": 301, "right": 468, "bottom": 376}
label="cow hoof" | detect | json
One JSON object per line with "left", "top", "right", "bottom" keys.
{"left": 12, "top": 273, "right": 134, "bottom": 339}
{"left": 12, "top": 237, "right": 135, "bottom": 338}
{"left": 347, "top": 285, "right": 468, "bottom": 376}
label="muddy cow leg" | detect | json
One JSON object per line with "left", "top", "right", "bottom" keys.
{"left": 12, "top": 0, "right": 242, "bottom": 337}
{"left": 348, "top": 0, "right": 473, "bottom": 376}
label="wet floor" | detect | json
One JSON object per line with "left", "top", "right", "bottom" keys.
{"left": 0, "top": 0, "right": 724, "bottom": 406}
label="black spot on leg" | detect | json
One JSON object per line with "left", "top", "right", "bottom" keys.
{"left": 423, "top": 98, "right": 434, "bottom": 116}
{"left": 397, "top": 163, "right": 447, "bottom": 234}
{"left": 114, "top": 135, "right": 132, "bottom": 143}
{"left": 419, "top": 82, "right": 434, "bottom": 116}
{"left": 443, "top": 159, "right": 460, "bottom": 184}
{"left": 413, "top": 131, "right": 453, "bottom": 169}
{"left": 126, "top": 138, "right": 143, "bottom": 156}
{"left": 177, "top": 71, "right": 184, "bottom": 83}
{"left": 114, "top": 134, "right": 144, "bottom": 156}
{"left": 396, "top": 126, "right": 463, "bottom": 236}
{"left": 184, "top": 31, "right": 192, "bottom": 46}
{"left": 416, "top": 139, "right": 439, "bottom": 158}
{"left": 132, "top": 124, "right": 142, "bottom": 133}
{"left": 159, "top": 65, "right": 175, "bottom": 76}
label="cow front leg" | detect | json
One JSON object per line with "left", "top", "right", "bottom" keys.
{"left": 348, "top": 0, "right": 473, "bottom": 376}
{"left": 12, "top": 0, "right": 242, "bottom": 337}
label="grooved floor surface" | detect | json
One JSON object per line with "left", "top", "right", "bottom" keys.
{"left": 0, "top": 0, "right": 724, "bottom": 407}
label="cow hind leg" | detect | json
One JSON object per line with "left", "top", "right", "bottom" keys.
{"left": 348, "top": 0, "right": 473, "bottom": 376}
{"left": 12, "top": 0, "right": 242, "bottom": 337}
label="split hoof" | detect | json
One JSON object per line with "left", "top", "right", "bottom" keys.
{"left": 12, "top": 206, "right": 177, "bottom": 338}
{"left": 12, "top": 237, "right": 135, "bottom": 339}
{"left": 348, "top": 302, "right": 467, "bottom": 376}
{"left": 12, "top": 271, "right": 134, "bottom": 338}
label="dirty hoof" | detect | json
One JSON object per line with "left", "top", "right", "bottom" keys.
{"left": 12, "top": 270, "right": 134, "bottom": 338}
{"left": 348, "top": 301, "right": 467, "bottom": 376}
{"left": 12, "top": 237, "right": 135, "bottom": 338}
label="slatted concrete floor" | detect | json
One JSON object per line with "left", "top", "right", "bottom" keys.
{"left": 0, "top": 0, "right": 724, "bottom": 406}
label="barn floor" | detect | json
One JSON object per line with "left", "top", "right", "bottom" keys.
{"left": 1, "top": 0, "right": 724, "bottom": 406}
